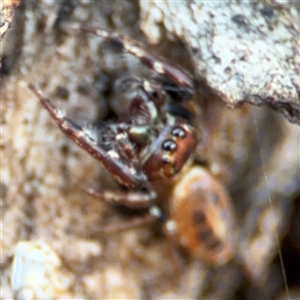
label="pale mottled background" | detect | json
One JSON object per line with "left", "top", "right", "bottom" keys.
{"left": 1, "top": 1, "right": 300, "bottom": 299}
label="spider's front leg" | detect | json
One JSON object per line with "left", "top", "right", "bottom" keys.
{"left": 64, "top": 24, "right": 195, "bottom": 101}
{"left": 28, "top": 84, "right": 147, "bottom": 189}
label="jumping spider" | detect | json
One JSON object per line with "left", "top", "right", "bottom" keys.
{"left": 29, "top": 25, "right": 235, "bottom": 265}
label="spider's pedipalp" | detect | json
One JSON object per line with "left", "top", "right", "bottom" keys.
{"left": 28, "top": 84, "right": 147, "bottom": 188}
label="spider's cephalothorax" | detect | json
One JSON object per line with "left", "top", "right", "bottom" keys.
{"left": 29, "top": 25, "right": 235, "bottom": 265}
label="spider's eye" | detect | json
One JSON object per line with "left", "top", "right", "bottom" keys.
{"left": 162, "top": 156, "right": 170, "bottom": 164}
{"left": 172, "top": 126, "right": 186, "bottom": 138}
{"left": 162, "top": 139, "right": 177, "bottom": 152}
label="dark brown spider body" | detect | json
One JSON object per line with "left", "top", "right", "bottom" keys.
{"left": 29, "top": 25, "right": 235, "bottom": 265}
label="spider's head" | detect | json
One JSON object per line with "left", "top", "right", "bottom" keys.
{"left": 143, "top": 121, "right": 197, "bottom": 182}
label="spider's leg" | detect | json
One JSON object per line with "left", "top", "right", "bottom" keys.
{"left": 86, "top": 188, "right": 156, "bottom": 209}
{"left": 65, "top": 25, "right": 195, "bottom": 97}
{"left": 28, "top": 84, "right": 147, "bottom": 188}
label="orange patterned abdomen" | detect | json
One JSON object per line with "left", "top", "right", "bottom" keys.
{"left": 169, "top": 166, "right": 235, "bottom": 265}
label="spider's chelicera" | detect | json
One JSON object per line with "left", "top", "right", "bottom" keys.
{"left": 29, "top": 25, "right": 235, "bottom": 265}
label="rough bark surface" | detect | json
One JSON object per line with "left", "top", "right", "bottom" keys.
{"left": 140, "top": 1, "right": 300, "bottom": 125}
{"left": 1, "top": 1, "right": 300, "bottom": 299}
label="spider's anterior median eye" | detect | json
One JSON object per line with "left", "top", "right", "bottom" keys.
{"left": 162, "top": 139, "right": 177, "bottom": 152}
{"left": 171, "top": 126, "right": 186, "bottom": 138}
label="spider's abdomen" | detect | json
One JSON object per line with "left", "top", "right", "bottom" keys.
{"left": 168, "top": 166, "right": 235, "bottom": 265}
